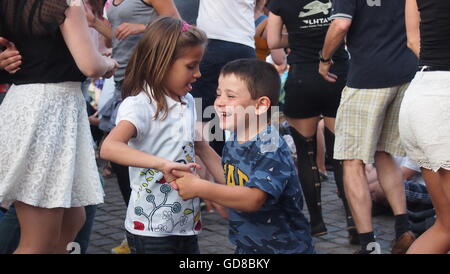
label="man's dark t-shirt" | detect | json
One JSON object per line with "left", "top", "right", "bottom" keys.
{"left": 269, "top": 0, "right": 349, "bottom": 64}
{"left": 331, "top": 0, "right": 417, "bottom": 89}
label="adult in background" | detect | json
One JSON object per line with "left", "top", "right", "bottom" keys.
{"left": 0, "top": 0, "right": 117, "bottom": 253}
{"left": 319, "top": 0, "right": 418, "bottom": 254}
{"left": 400, "top": 0, "right": 450, "bottom": 254}
{"left": 267, "top": 0, "right": 355, "bottom": 242}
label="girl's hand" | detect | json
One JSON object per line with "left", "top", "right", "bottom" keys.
{"left": 170, "top": 170, "right": 203, "bottom": 200}
{"left": 162, "top": 161, "right": 200, "bottom": 183}
{"left": 115, "top": 23, "right": 145, "bottom": 40}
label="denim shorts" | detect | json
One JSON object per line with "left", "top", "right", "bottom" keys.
{"left": 126, "top": 231, "right": 200, "bottom": 254}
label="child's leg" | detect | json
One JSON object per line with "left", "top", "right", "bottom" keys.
{"left": 179, "top": 235, "right": 200, "bottom": 254}
{"left": 407, "top": 169, "right": 450, "bottom": 253}
{"left": 126, "top": 233, "right": 181, "bottom": 254}
{"left": 14, "top": 201, "right": 64, "bottom": 254}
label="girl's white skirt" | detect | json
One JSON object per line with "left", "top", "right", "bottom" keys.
{"left": 0, "top": 82, "right": 104, "bottom": 208}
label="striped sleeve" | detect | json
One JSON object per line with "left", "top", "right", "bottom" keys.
{"left": 331, "top": 0, "right": 357, "bottom": 20}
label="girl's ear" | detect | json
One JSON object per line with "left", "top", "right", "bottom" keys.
{"left": 255, "top": 96, "right": 271, "bottom": 115}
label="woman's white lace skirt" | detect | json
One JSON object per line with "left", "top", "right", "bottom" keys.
{"left": 399, "top": 71, "right": 450, "bottom": 172}
{"left": 0, "top": 82, "right": 104, "bottom": 208}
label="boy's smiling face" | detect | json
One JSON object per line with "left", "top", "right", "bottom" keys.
{"left": 214, "top": 74, "right": 260, "bottom": 132}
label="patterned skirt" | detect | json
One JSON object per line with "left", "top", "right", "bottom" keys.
{"left": 0, "top": 82, "right": 104, "bottom": 208}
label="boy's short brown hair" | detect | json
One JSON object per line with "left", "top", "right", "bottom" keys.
{"left": 220, "top": 59, "right": 281, "bottom": 107}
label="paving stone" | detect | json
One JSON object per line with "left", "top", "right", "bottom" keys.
{"left": 88, "top": 168, "right": 396, "bottom": 254}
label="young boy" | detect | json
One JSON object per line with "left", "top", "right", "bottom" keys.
{"left": 171, "top": 59, "right": 314, "bottom": 254}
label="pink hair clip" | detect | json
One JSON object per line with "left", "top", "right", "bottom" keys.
{"left": 180, "top": 22, "right": 191, "bottom": 33}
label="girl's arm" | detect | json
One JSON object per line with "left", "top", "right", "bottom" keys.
{"left": 115, "top": 0, "right": 180, "bottom": 40}
{"left": 100, "top": 120, "right": 199, "bottom": 181}
{"left": 194, "top": 141, "right": 226, "bottom": 185}
{"left": 267, "top": 12, "right": 289, "bottom": 49}
{"left": 405, "top": 0, "right": 420, "bottom": 58}
{"left": 60, "top": 5, "right": 117, "bottom": 78}
{"left": 171, "top": 170, "right": 268, "bottom": 212}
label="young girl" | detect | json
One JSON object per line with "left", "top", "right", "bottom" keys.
{"left": 100, "top": 17, "right": 211, "bottom": 254}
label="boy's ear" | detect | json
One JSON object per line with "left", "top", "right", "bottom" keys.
{"left": 255, "top": 96, "right": 271, "bottom": 115}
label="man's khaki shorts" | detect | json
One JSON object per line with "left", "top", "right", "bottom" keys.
{"left": 334, "top": 83, "right": 410, "bottom": 164}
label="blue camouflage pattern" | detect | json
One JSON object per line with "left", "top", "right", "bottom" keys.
{"left": 222, "top": 125, "right": 314, "bottom": 254}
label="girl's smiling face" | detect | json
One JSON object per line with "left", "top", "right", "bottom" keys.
{"left": 163, "top": 45, "right": 205, "bottom": 100}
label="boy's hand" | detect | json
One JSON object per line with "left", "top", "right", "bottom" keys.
{"left": 161, "top": 161, "right": 200, "bottom": 183}
{"left": 170, "top": 170, "right": 203, "bottom": 200}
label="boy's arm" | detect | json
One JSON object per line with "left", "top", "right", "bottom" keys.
{"left": 100, "top": 120, "right": 199, "bottom": 181}
{"left": 194, "top": 141, "right": 225, "bottom": 184}
{"left": 171, "top": 170, "right": 267, "bottom": 212}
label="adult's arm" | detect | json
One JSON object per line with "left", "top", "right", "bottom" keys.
{"left": 267, "top": 12, "right": 289, "bottom": 49}
{"left": 405, "top": 0, "right": 420, "bottom": 58}
{"left": 115, "top": 0, "right": 181, "bottom": 40}
{"left": 60, "top": 5, "right": 117, "bottom": 78}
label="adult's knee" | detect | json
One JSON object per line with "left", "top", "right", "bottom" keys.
{"left": 343, "top": 159, "right": 365, "bottom": 171}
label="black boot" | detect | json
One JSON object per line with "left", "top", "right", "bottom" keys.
{"left": 324, "top": 127, "right": 359, "bottom": 245}
{"left": 290, "top": 127, "right": 327, "bottom": 237}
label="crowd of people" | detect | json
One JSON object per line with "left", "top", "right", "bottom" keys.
{"left": 0, "top": 0, "right": 449, "bottom": 255}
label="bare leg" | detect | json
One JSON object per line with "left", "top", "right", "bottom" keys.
{"left": 14, "top": 201, "right": 64, "bottom": 254}
{"left": 407, "top": 169, "right": 450, "bottom": 254}
{"left": 373, "top": 151, "right": 406, "bottom": 215}
{"left": 316, "top": 119, "right": 326, "bottom": 174}
{"left": 55, "top": 207, "right": 86, "bottom": 254}
{"left": 342, "top": 160, "right": 373, "bottom": 233}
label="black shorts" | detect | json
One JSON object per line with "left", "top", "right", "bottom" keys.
{"left": 283, "top": 62, "right": 348, "bottom": 119}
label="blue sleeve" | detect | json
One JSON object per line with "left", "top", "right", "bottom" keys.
{"left": 331, "top": 0, "right": 357, "bottom": 20}
{"left": 246, "top": 150, "right": 292, "bottom": 205}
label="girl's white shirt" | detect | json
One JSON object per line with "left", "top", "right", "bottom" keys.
{"left": 116, "top": 91, "right": 202, "bottom": 236}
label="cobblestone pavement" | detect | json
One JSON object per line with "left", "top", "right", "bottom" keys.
{"left": 87, "top": 173, "right": 395, "bottom": 254}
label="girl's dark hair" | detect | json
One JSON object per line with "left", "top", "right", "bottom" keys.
{"left": 121, "top": 16, "right": 207, "bottom": 120}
